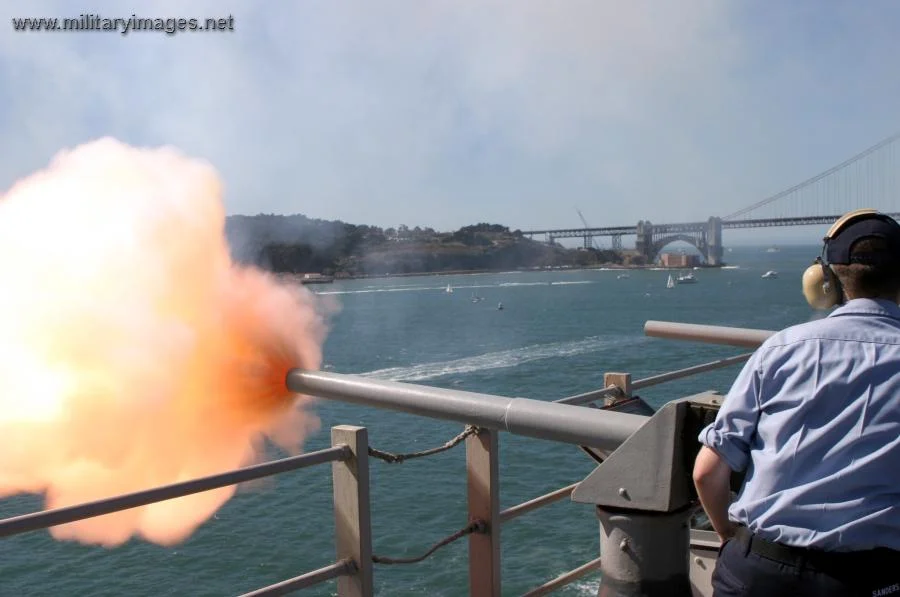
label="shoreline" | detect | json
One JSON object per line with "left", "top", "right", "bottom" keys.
{"left": 319, "top": 262, "right": 730, "bottom": 283}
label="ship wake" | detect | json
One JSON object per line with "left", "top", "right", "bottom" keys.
{"left": 361, "top": 336, "right": 648, "bottom": 381}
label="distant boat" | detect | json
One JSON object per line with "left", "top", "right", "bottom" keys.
{"left": 676, "top": 272, "right": 697, "bottom": 284}
{"left": 297, "top": 273, "right": 334, "bottom": 285}
{"left": 761, "top": 270, "right": 778, "bottom": 279}
{"left": 766, "top": 246, "right": 780, "bottom": 253}
{"left": 471, "top": 292, "right": 484, "bottom": 303}
{"left": 666, "top": 274, "right": 675, "bottom": 289}
{"left": 497, "top": 302, "right": 504, "bottom": 310}
{"left": 617, "top": 273, "right": 630, "bottom": 279}
{"left": 445, "top": 284, "right": 453, "bottom": 293}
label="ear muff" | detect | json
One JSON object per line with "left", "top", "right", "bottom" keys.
{"left": 802, "top": 257, "right": 842, "bottom": 309}
{"left": 801, "top": 208, "right": 881, "bottom": 310}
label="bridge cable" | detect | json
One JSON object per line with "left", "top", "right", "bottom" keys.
{"left": 723, "top": 131, "right": 900, "bottom": 221}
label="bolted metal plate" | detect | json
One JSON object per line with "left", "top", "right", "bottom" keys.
{"left": 572, "top": 392, "right": 723, "bottom": 512}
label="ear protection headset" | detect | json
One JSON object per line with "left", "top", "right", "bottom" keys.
{"left": 801, "top": 209, "right": 899, "bottom": 309}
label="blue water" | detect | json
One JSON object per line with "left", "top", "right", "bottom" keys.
{"left": 0, "top": 246, "right": 820, "bottom": 596}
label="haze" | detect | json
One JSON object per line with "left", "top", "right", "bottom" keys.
{"left": 2, "top": 1, "right": 899, "bottom": 245}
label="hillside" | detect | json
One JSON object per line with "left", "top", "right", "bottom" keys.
{"left": 225, "top": 215, "right": 628, "bottom": 277}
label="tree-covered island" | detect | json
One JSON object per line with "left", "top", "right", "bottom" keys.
{"left": 226, "top": 214, "right": 644, "bottom": 278}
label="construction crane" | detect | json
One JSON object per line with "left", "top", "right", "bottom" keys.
{"left": 575, "top": 208, "right": 602, "bottom": 250}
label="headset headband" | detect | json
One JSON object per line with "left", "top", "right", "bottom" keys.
{"left": 824, "top": 209, "right": 879, "bottom": 240}
{"left": 823, "top": 210, "right": 900, "bottom": 266}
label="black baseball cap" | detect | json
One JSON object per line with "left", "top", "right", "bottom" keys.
{"left": 825, "top": 213, "right": 900, "bottom": 265}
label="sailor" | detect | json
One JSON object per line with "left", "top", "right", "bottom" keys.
{"left": 692, "top": 209, "right": 900, "bottom": 596}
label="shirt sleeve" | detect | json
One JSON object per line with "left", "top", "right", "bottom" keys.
{"left": 697, "top": 349, "right": 763, "bottom": 472}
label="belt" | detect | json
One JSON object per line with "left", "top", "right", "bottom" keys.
{"left": 733, "top": 525, "right": 900, "bottom": 571}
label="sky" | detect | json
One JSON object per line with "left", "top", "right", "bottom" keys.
{"left": 2, "top": 1, "right": 900, "bottom": 246}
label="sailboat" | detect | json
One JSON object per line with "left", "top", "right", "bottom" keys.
{"left": 666, "top": 274, "right": 675, "bottom": 289}
{"left": 445, "top": 284, "right": 453, "bottom": 294}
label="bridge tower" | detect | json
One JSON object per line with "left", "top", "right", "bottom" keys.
{"left": 635, "top": 220, "right": 654, "bottom": 262}
{"left": 706, "top": 217, "right": 723, "bottom": 265}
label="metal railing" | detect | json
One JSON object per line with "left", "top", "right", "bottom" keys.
{"left": 0, "top": 428, "right": 374, "bottom": 597}
{"left": 0, "top": 320, "right": 770, "bottom": 596}
{"left": 0, "top": 446, "right": 350, "bottom": 540}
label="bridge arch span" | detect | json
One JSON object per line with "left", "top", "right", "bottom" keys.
{"left": 650, "top": 234, "right": 706, "bottom": 261}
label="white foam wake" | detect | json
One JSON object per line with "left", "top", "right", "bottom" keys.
{"left": 360, "top": 336, "right": 647, "bottom": 381}
{"left": 318, "top": 279, "right": 598, "bottom": 295}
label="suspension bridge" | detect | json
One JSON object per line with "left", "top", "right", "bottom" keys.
{"left": 522, "top": 132, "right": 900, "bottom": 265}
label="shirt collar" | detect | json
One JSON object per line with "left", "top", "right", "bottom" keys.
{"left": 828, "top": 298, "right": 900, "bottom": 320}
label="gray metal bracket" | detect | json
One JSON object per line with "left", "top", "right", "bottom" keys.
{"left": 571, "top": 391, "right": 723, "bottom": 512}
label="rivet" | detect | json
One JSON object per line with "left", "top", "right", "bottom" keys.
{"left": 618, "top": 487, "right": 629, "bottom": 499}
{"left": 694, "top": 557, "right": 703, "bottom": 565}
{"left": 619, "top": 539, "right": 629, "bottom": 551}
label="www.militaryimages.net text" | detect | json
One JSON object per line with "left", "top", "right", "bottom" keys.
{"left": 11, "top": 14, "right": 235, "bottom": 35}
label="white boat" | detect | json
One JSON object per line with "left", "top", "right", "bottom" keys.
{"left": 676, "top": 272, "right": 697, "bottom": 284}
{"left": 761, "top": 270, "right": 778, "bottom": 279}
{"left": 617, "top": 273, "right": 630, "bottom": 279}
{"left": 445, "top": 284, "right": 453, "bottom": 293}
{"left": 766, "top": 246, "right": 780, "bottom": 253}
{"left": 666, "top": 274, "right": 675, "bottom": 289}
{"left": 497, "top": 302, "right": 504, "bottom": 310}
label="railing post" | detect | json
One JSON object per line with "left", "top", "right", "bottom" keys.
{"left": 467, "top": 428, "right": 500, "bottom": 596}
{"left": 603, "top": 372, "right": 632, "bottom": 406}
{"left": 332, "top": 426, "right": 374, "bottom": 597}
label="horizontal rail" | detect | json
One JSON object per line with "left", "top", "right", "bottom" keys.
{"left": 522, "top": 556, "right": 603, "bottom": 597}
{"left": 287, "top": 370, "right": 648, "bottom": 452}
{"left": 644, "top": 320, "right": 775, "bottom": 348}
{"left": 690, "top": 529, "right": 722, "bottom": 551}
{"left": 556, "top": 353, "right": 750, "bottom": 407}
{"left": 631, "top": 353, "right": 753, "bottom": 390}
{"left": 553, "top": 385, "right": 620, "bottom": 406}
{"left": 0, "top": 445, "right": 350, "bottom": 539}
{"left": 238, "top": 559, "right": 357, "bottom": 597}
{"left": 499, "top": 483, "right": 578, "bottom": 524}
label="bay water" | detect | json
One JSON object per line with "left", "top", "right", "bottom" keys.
{"left": 0, "top": 245, "right": 820, "bottom": 596}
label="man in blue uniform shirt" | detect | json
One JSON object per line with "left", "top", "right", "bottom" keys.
{"left": 693, "top": 210, "right": 900, "bottom": 596}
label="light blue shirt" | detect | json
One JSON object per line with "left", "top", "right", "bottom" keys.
{"left": 699, "top": 298, "right": 900, "bottom": 551}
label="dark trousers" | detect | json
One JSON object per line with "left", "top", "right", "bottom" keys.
{"left": 712, "top": 528, "right": 900, "bottom": 597}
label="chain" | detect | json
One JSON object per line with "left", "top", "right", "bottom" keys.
{"left": 367, "top": 425, "right": 480, "bottom": 464}
{"left": 372, "top": 519, "right": 487, "bottom": 565}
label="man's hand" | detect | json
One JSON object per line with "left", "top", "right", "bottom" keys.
{"left": 693, "top": 446, "right": 738, "bottom": 543}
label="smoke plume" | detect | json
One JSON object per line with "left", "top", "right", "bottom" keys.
{"left": 0, "top": 138, "right": 326, "bottom": 547}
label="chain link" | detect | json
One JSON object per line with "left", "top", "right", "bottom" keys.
{"left": 367, "top": 425, "right": 480, "bottom": 464}
{"left": 372, "top": 519, "right": 487, "bottom": 565}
